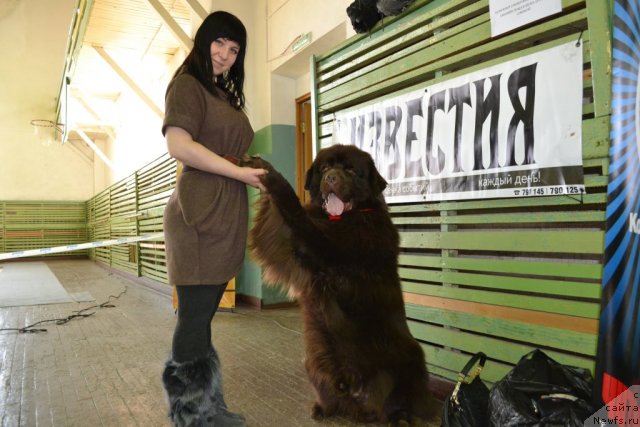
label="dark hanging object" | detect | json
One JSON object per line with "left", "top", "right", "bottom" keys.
{"left": 376, "top": 0, "right": 414, "bottom": 16}
{"left": 346, "top": 0, "right": 382, "bottom": 33}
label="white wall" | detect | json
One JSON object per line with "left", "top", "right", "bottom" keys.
{"left": 109, "top": 90, "right": 166, "bottom": 184}
{"left": 0, "top": 0, "right": 92, "bottom": 201}
{"left": 0, "top": 128, "right": 95, "bottom": 201}
{"left": 2, "top": 0, "right": 357, "bottom": 202}
{"left": 267, "top": 0, "right": 354, "bottom": 72}
{"left": 266, "top": 0, "right": 355, "bottom": 116}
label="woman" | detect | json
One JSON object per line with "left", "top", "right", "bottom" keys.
{"left": 161, "top": 11, "right": 266, "bottom": 427}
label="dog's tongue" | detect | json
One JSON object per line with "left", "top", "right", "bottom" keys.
{"left": 325, "top": 193, "right": 345, "bottom": 216}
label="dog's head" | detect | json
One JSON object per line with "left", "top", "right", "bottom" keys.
{"left": 346, "top": 0, "right": 382, "bottom": 34}
{"left": 304, "top": 145, "right": 387, "bottom": 216}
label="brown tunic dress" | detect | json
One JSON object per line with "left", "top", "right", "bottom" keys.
{"left": 162, "top": 73, "right": 254, "bottom": 285}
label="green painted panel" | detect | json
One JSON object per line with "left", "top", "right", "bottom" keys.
{"left": 408, "top": 320, "right": 594, "bottom": 371}
{"left": 422, "top": 344, "right": 513, "bottom": 384}
{"left": 398, "top": 254, "right": 602, "bottom": 280}
{"left": 405, "top": 304, "right": 597, "bottom": 356}
{"left": 393, "top": 210, "right": 605, "bottom": 225}
{"left": 319, "top": 11, "right": 490, "bottom": 91}
{"left": 583, "top": 116, "right": 611, "bottom": 158}
{"left": 399, "top": 230, "right": 604, "bottom": 253}
{"left": 318, "top": 0, "right": 446, "bottom": 67}
{"left": 585, "top": 0, "right": 612, "bottom": 118}
{"left": 390, "top": 193, "right": 606, "bottom": 213}
{"left": 401, "top": 281, "right": 600, "bottom": 318}
{"left": 399, "top": 267, "right": 600, "bottom": 298}
{"left": 319, "top": 11, "right": 588, "bottom": 111}
{"left": 319, "top": 0, "right": 485, "bottom": 83}
{"left": 0, "top": 201, "right": 88, "bottom": 258}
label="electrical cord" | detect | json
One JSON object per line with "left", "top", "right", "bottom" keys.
{"left": 234, "top": 310, "right": 302, "bottom": 335}
{"left": 0, "top": 287, "right": 127, "bottom": 334}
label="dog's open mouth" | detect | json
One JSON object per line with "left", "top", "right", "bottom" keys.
{"left": 323, "top": 193, "right": 353, "bottom": 216}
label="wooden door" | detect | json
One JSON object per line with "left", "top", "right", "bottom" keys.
{"left": 296, "top": 94, "right": 313, "bottom": 205}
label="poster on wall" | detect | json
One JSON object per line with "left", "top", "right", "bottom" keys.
{"left": 594, "top": 0, "right": 640, "bottom": 410}
{"left": 489, "top": 0, "right": 562, "bottom": 37}
{"left": 332, "top": 41, "right": 584, "bottom": 204}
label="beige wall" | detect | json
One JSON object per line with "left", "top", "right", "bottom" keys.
{"left": 2, "top": 0, "right": 356, "bottom": 202}
{"left": 266, "top": 0, "right": 354, "bottom": 126}
{"left": 267, "top": 0, "right": 354, "bottom": 73}
{"left": 0, "top": 128, "right": 96, "bottom": 201}
{"left": 0, "top": 0, "right": 93, "bottom": 201}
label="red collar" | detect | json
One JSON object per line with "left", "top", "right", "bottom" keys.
{"left": 327, "top": 208, "right": 375, "bottom": 221}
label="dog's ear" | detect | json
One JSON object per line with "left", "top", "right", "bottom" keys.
{"left": 369, "top": 161, "right": 387, "bottom": 194}
{"left": 304, "top": 166, "right": 315, "bottom": 191}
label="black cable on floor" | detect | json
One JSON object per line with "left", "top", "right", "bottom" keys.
{"left": 0, "top": 287, "right": 127, "bottom": 334}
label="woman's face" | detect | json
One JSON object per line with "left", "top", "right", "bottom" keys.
{"left": 210, "top": 37, "right": 240, "bottom": 76}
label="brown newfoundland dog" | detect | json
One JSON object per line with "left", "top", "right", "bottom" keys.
{"left": 245, "top": 144, "right": 433, "bottom": 425}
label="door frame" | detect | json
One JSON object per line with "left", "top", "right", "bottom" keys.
{"left": 295, "top": 93, "right": 313, "bottom": 204}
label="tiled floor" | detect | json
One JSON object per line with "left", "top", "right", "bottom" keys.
{"left": 0, "top": 260, "right": 441, "bottom": 427}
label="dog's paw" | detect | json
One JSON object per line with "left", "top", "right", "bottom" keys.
{"left": 331, "top": 377, "right": 350, "bottom": 396}
{"left": 239, "top": 154, "right": 274, "bottom": 172}
{"left": 262, "top": 171, "right": 299, "bottom": 209}
{"left": 387, "top": 410, "right": 412, "bottom": 427}
{"left": 311, "top": 403, "right": 325, "bottom": 420}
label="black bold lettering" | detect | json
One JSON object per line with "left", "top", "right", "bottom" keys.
{"left": 368, "top": 110, "right": 383, "bottom": 164}
{"left": 506, "top": 63, "right": 537, "bottom": 166}
{"left": 405, "top": 95, "right": 424, "bottom": 179}
{"left": 384, "top": 105, "right": 403, "bottom": 179}
{"left": 472, "top": 74, "right": 501, "bottom": 170}
{"left": 350, "top": 115, "right": 366, "bottom": 150}
{"left": 426, "top": 89, "right": 446, "bottom": 175}
{"left": 448, "top": 83, "right": 472, "bottom": 173}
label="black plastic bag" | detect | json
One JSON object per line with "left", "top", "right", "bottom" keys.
{"left": 346, "top": 0, "right": 382, "bottom": 33}
{"left": 488, "top": 349, "right": 594, "bottom": 426}
{"left": 442, "top": 352, "right": 490, "bottom": 427}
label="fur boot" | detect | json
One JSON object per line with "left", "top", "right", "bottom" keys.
{"left": 162, "top": 349, "right": 246, "bottom": 426}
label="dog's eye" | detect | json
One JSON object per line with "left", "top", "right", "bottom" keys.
{"left": 345, "top": 168, "right": 356, "bottom": 176}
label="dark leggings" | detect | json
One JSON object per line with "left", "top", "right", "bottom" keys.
{"left": 172, "top": 284, "right": 227, "bottom": 363}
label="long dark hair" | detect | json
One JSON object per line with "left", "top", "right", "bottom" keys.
{"left": 175, "top": 11, "right": 247, "bottom": 110}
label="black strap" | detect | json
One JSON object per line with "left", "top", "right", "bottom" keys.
{"left": 459, "top": 351, "right": 487, "bottom": 379}
{"left": 450, "top": 352, "right": 488, "bottom": 405}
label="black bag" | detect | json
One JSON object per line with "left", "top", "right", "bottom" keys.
{"left": 442, "top": 352, "right": 490, "bottom": 427}
{"left": 487, "top": 349, "right": 594, "bottom": 427}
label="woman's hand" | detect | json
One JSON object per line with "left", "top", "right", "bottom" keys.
{"left": 237, "top": 167, "right": 267, "bottom": 191}
{"left": 165, "top": 125, "right": 267, "bottom": 189}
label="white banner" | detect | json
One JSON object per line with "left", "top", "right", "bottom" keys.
{"left": 332, "top": 41, "right": 584, "bottom": 204}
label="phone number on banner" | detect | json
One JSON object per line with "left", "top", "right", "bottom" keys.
{"left": 513, "top": 185, "right": 585, "bottom": 197}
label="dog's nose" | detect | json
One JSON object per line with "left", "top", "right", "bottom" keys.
{"left": 324, "top": 172, "right": 338, "bottom": 185}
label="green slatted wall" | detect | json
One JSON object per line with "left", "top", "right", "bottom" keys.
{"left": 137, "top": 154, "right": 176, "bottom": 283}
{"left": 0, "top": 155, "right": 175, "bottom": 280}
{"left": 0, "top": 203, "right": 4, "bottom": 253}
{"left": 312, "top": 0, "right": 611, "bottom": 383}
{"left": 0, "top": 201, "right": 88, "bottom": 258}
{"left": 86, "top": 153, "right": 176, "bottom": 283}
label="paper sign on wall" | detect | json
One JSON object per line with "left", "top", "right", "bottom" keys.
{"left": 490, "top": 0, "right": 562, "bottom": 37}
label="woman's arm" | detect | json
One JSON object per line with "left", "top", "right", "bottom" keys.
{"left": 165, "top": 126, "right": 266, "bottom": 189}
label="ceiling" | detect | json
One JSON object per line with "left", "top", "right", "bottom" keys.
{"left": 2, "top": 0, "right": 193, "bottom": 151}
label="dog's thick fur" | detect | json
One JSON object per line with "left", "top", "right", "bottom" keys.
{"left": 245, "top": 145, "right": 432, "bottom": 425}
